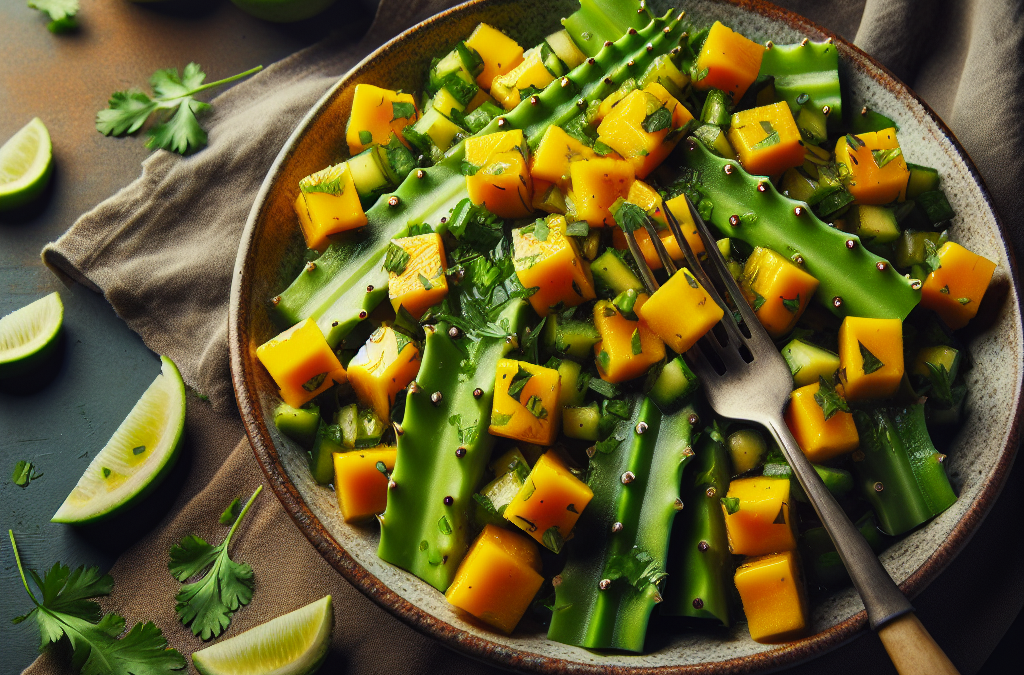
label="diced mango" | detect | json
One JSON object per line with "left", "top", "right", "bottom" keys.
{"left": 639, "top": 267, "right": 724, "bottom": 354}
{"left": 593, "top": 295, "right": 665, "bottom": 383}
{"left": 569, "top": 156, "right": 635, "bottom": 227}
{"left": 347, "top": 326, "right": 421, "bottom": 422}
{"left": 920, "top": 241, "right": 996, "bottom": 329}
{"left": 256, "top": 318, "right": 347, "bottom": 409}
{"left": 503, "top": 451, "right": 593, "bottom": 552}
{"left": 838, "top": 316, "right": 904, "bottom": 401}
{"left": 595, "top": 85, "right": 694, "bottom": 178}
{"left": 721, "top": 476, "right": 797, "bottom": 557}
{"left": 727, "top": 102, "right": 805, "bottom": 177}
{"left": 663, "top": 193, "right": 706, "bottom": 256}
{"left": 784, "top": 381, "right": 860, "bottom": 462}
{"left": 345, "top": 84, "right": 418, "bottom": 155}
{"left": 595, "top": 85, "right": 633, "bottom": 123}
{"left": 465, "top": 23, "right": 525, "bottom": 90}
{"left": 464, "top": 130, "right": 533, "bottom": 218}
{"left": 491, "top": 47, "right": 556, "bottom": 110}
{"left": 387, "top": 233, "right": 449, "bottom": 319}
{"left": 333, "top": 446, "right": 396, "bottom": 522}
{"left": 512, "top": 215, "right": 596, "bottom": 316}
{"left": 693, "top": 21, "right": 765, "bottom": 102}
{"left": 530, "top": 125, "right": 597, "bottom": 189}
{"left": 294, "top": 164, "right": 367, "bottom": 251}
{"left": 835, "top": 128, "right": 910, "bottom": 204}
{"left": 489, "top": 358, "right": 562, "bottom": 446}
{"left": 445, "top": 524, "right": 543, "bottom": 634}
{"left": 740, "top": 247, "right": 819, "bottom": 339}
{"left": 734, "top": 550, "right": 808, "bottom": 643}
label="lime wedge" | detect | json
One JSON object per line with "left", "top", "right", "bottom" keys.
{"left": 0, "top": 118, "right": 53, "bottom": 211}
{"left": 192, "top": 595, "right": 334, "bottom": 675}
{"left": 0, "top": 292, "right": 63, "bottom": 380}
{"left": 52, "top": 355, "right": 186, "bottom": 524}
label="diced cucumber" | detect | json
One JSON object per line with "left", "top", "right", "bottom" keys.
{"left": 374, "top": 136, "right": 417, "bottom": 186}
{"left": 533, "top": 182, "right": 567, "bottom": 214}
{"left": 563, "top": 403, "right": 601, "bottom": 441}
{"left": 432, "top": 87, "right": 466, "bottom": 117}
{"left": 592, "top": 248, "right": 644, "bottom": 296}
{"left": 347, "top": 148, "right": 391, "bottom": 202}
{"left": 473, "top": 464, "right": 527, "bottom": 527}
{"left": 546, "top": 28, "right": 587, "bottom": 70}
{"left": 429, "top": 49, "right": 473, "bottom": 93}
{"left": 556, "top": 358, "right": 588, "bottom": 407}
{"left": 693, "top": 123, "right": 736, "bottom": 159}
{"left": 850, "top": 204, "right": 900, "bottom": 244}
{"left": 543, "top": 313, "right": 601, "bottom": 359}
{"left": 489, "top": 447, "right": 532, "bottom": 475}
{"left": 814, "top": 187, "right": 854, "bottom": 219}
{"left": 914, "top": 345, "right": 961, "bottom": 381}
{"left": 408, "top": 107, "right": 465, "bottom": 153}
{"left": 540, "top": 42, "right": 567, "bottom": 77}
{"left": 915, "top": 190, "right": 955, "bottom": 226}
{"left": 781, "top": 167, "right": 818, "bottom": 203}
{"left": 848, "top": 105, "right": 897, "bottom": 135}
{"left": 781, "top": 339, "right": 840, "bottom": 387}
{"left": 906, "top": 163, "right": 940, "bottom": 199}
{"left": 648, "top": 355, "right": 699, "bottom": 412}
{"left": 274, "top": 403, "right": 320, "bottom": 448}
{"left": 580, "top": 230, "right": 601, "bottom": 260}
{"left": 310, "top": 421, "right": 343, "bottom": 485}
{"left": 796, "top": 101, "right": 828, "bottom": 145}
{"left": 639, "top": 54, "right": 688, "bottom": 100}
{"left": 727, "top": 428, "right": 767, "bottom": 475}
{"left": 336, "top": 404, "right": 358, "bottom": 449}
{"left": 894, "top": 230, "right": 943, "bottom": 269}
{"left": 356, "top": 407, "right": 386, "bottom": 448}
{"left": 700, "top": 89, "right": 731, "bottom": 127}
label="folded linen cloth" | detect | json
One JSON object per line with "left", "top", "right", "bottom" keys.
{"left": 31, "top": 0, "right": 1022, "bottom": 673}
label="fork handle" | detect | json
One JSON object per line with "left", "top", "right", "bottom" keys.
{"left": 877, "top": 612, "right": 960, "bottom": 675}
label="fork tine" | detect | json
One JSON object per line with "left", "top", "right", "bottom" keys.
{"left": 663, "top": 199, "right": 749, "bottom": 349}
{"left": 685, "top": 340, "right": 721, "bottom": 383}
{"left": 619, "top": 225, "right": 660, "bottom": 294}
{"left": 639, "top": 216, "right": 678, "bottom": 275}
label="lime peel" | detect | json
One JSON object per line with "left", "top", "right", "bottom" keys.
{"left": 52, "top": 355, "right": 186, "bottom": 523}
{"left": 192, "top": 595, "right": 334, "bottom": 675}
{"left": 0, "top": 118, "right": 53, "bottom": 211}
{"left": 0, "top": 291, "right": 63, "bottom": 379}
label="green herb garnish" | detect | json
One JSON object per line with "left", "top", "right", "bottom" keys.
{"left": 507, "top": 365, "right": 534, "bottom": 402}
{"left": 813, "top": 374, "right": 850, "bottom": 420}
{"left": 383, "top": 242, "right": 411, "bottom": 275}
{"left": 720, "top": 497, "right": 740, "bottom": 514}
{"left": 859, "top": 342, "right": 885, "bottom": 374}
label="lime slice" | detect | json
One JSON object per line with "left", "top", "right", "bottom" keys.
{"left": 0, "top": 118, "right": 53, "bottom": 212}
{"left": 52, "top": 356, "right": 186, "bottom": 524}
{"left": 0, "top": 292, "right": 63, "bottom": 380}
{"left": 192, "top": 595, "right": 334, "bottom": 675}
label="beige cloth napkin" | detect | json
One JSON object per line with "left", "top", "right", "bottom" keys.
{"left": 32, "top": 0, "right": 1022, "bottom": 673}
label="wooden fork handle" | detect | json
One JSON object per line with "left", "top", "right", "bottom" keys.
{"left": 877, "top": 612, "right": 960, "bottom": 675}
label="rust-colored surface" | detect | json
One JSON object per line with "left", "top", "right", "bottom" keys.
{"left": 230, "top": 1, "right": 1022, "bottom": 674}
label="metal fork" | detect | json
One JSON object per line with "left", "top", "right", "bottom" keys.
{"left": 618, "top": 193, "right": 958, "bottom": 675}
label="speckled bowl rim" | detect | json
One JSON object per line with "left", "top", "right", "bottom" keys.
{"left": 229, "top": 1, "right": 1024, "bottom": 672}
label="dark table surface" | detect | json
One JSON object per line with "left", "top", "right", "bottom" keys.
{"left": 1, "top": 1, "right": 1019, "bottom": 674}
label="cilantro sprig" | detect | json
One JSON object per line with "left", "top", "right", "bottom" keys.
{"left": 9, "top": 530, "right": 186, "bottom": 675}
{"left": 169, "top": 486, "right": 262, "bottom": 640}
{"left": 28, "top": 0, "right": 78, "bottom": 33}
{"left": 96, "top": 63, "right": 263, "bottom": 155}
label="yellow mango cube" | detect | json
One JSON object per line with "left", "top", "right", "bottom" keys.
{"left": 734, "top": 550, "right": 808, "bottom": 643}
{"left": 489, "top": 358, "right": 562, "bottom": 446}
{"left": 727, "top": 102, "right": 805, "bottom": 177}
{"left": 464, "top": 23, "right": 525, "bottom": 90}
{"left": 638, "top": 267, "right": 724, "bottom": 354}
{"left": 503, "top": 451, "right": 593, "bottom": 552}
{"left": 445, "top": 524, "right": 543, "bottom": 634}
{"left": 530, "top": 125, "right": 597, "bottom": 189}
{"left": 920, "top": 241, "right": 997, "bottom": 329}
{"left": 347, "top": 326, "right": 421, "bottom": 422}
{"left": 593, "top": 295, "right": 666, "bottom": 383}
{"left": 387, "top": 232, "right": 449, "bottom": 319}
{"left": 333, "top": 446, "right": 396, "bottom": 522}
{"left": 784, "top": 381, "right": 860, "bottom": 462}
{"left": 838, "top": 316, "right": 904, "bottom": 401}
{"left": 740, "top": 247, "right": 819, "bottom": 339}
{"left": 721, "top": 476, "right": 797, "bottom": 557}
{"left": 464, "top": 129, "right": 525, "bottom": 166}
{"left": 464, "top": 130, "right": 533, "bottom": 218}
{"left": 595, "top": 85, "right": 694, "bottom": 178}
{"left": 835, "top": 128, "right": 910, "bottom": 204}
{"left": 256, "top": 318, "right": 347, "bottom": 409}
{"left": 294, "top": 164, "right": 367, "bottom": 251}
{"left": 345, "top": 84, "right": 418, "bottom": 155}
{"left": 512, "top": 216, "right": 596, "bottom": 317}
{"left": 693, "top": 21, "right": 765, "bottom": 101}
{"left": 491, "top": 47, "right": 556, "bottom": 110}
{"left": 569, "top": 156, "right": 635, "bottom": 227}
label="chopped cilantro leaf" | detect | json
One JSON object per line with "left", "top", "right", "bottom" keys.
{"left": 524, "top": 395, "right": 548, "bottom": 419}
{"left": 391, "top": 101, "right": 416, "bottom": 121}
{"left": 507, "top": 365, "right": 534, "bottom": 402}
{"left": 813, "top": 374, "right": 850, "bottom": 420}
{"left": 859, "top": 341, "right": 885, "bottom": 374}
{"left": 871, "top": 147, "right": 902, "bottom": 168}
{"left": 720, "top": 496, "right": 740, "bottom": 514}
{"left": 641, "top": 106, "right": 672, "bottom": 133}
{"left": 630, "top": 328, "right": 642, "bottom": 355}
{"left": 383, "top": 242, "right": 411, "bottom": 275}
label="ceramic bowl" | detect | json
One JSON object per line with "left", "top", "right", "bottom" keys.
{"left": 229, "top": 1, "right": 1023, "bottom": 671}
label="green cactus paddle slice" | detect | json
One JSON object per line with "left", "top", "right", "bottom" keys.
{"left": 192, "top": 595, "right": 334, "bottom": 675}
{"left": 52, "top": 355, "right": 186, "bottom": 524}
{"left": 0, "top": 117, "right": 53, "bottom": 211}
{"left": 0, "top": 291, "right": 63, "bottom": 380}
